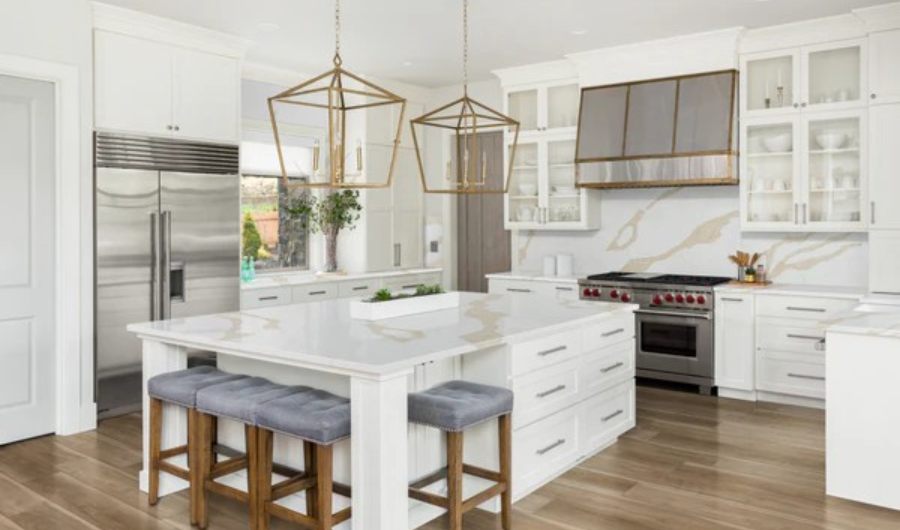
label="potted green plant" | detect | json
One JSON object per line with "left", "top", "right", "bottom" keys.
{"left": 350, "top": 284, "right": 458, "bottom": 321}
{"left": 287, "top": 190, "right": 363, "bottom": 273}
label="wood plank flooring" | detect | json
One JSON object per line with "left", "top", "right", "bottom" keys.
{"left": 1, "top": 387, "right": 899, "bottom": 530}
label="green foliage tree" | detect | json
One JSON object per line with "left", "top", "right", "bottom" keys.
{"left": 242, "top": 212, "right": 262, "bottom": 260}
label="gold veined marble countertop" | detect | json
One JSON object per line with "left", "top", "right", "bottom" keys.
{"left": 714, "top": 282, "right": 867, "bottom": 300}
{"left": 825, "top": 302, "right": 900, "bottom": 339}
{"left": 129, "top": 292, "right": 637, "bottom": 376}
{"left": 486, "top": 271, "right": 580, "bottom": 284}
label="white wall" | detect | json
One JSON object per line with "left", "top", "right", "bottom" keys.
{"left": 0, "top": 0, "right": 96, "bottom": 425}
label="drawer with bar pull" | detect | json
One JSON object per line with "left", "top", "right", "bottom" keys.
{"left": 757, "top": 354, "right": 826, "bottom": 399}
{"left": 292, "top": 283, "right": 338, "bottom": 303}
{"left": 757, "top": 318, "right": 828, "bottom": 358}
{"left": 580, "top": 379, "right": 635, "bottom": 454}
{"left": 241, "top": 287, "right": 291, "bottom": 309}
{"left": 509, "top": 328, "right": 583, "bottom": 377}
{"left": 338, "top": 280, "right": 379, "bottom": 298}
{"left": 580, "top": 341, "right": 636, "bottom": 398}
{"left": 582, "top": 314, "right": 636, "bottom": 351}
{"left": 756, "top": 295, "right": 856, "bottom": 321}
{"left": 513, "top": 405, "right": 580, "bottom": 497}
{"left": 512, "top": 358, "right": 581, "bottom": 429}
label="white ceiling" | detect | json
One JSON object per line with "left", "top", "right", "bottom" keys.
{"left": 99, "top": 0, "right": 893, "bottom": 87}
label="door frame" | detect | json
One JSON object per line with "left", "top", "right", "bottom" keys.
{"left": 0, "top": 53, "right": 95, "bottom": 436}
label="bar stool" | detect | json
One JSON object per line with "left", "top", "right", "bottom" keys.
{"left": 407, "top": 381, "right": 514, "bottom": 530}
{"left": 255, "top": 387, "right": 353, "bottom": 530}
{"left": 193, "top": 377, "right": 303, "bottom": 530}
{"left": 146, "top": 366, "right": 246, "bottom": 522}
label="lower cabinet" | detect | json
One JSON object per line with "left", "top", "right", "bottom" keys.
{"left": 487, "top": 277, "right": 580, "bottom": 300}
{"left": 714, "top": 293, "right": 756, "bottom": 399}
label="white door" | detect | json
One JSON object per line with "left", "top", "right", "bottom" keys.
{"left": 869, "top": 104, "right": 900, "bottom": 229}
{"left": 174, "top": 49, "right": 239, "bottom": 143}
{"left": 869, "top": 231, "right": 900, "bottom": 296}
{"left": 870, "top": 30, "right": 900, "bottom": 105}
{"left": 0, "top": 74, "right": 57, "bottom": 444}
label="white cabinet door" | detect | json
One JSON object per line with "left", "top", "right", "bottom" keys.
{"left": 714, "top": 294, "right": 755, "bottom": 393}
{"left": 869, "top": 105, "right": 900, "bottom": 229}
{"left": 394, "top": 211, "right": 423, "bottom": 269}
{"left": 365, "top": 210, "right": 394, "bottom": 272}
{"left": 95, "top": 31, "right": 174, "bottom": 137}
{"left": 870, "top": 231, "right": 900, "bottom": 295}
{"left": 870, "top": 30, "right": 900, "bottom": 105}
{"left": 174, "top": 49, "right": 239, "bottom": 144}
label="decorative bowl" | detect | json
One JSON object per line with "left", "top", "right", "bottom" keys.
{"left": 519, "top": 184, "right": 537, "bottom": 196}
{"left": 816, "top": 133, "right": 849, "bottom": 150}
{"left": 763, "top": 133, "right": 792, "bottom": 153}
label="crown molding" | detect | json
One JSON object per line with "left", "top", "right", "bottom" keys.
{"left": 854, "top": 2, "right": 900, "bottom": 33}
{"left": 740, "top": 14, "right": 866, "bottom": 54}
{"left": 492, "top": 60, "right": 577, "bottom": 88}
{"left": 92, "top": 2, "right": 252, "bottom": 58}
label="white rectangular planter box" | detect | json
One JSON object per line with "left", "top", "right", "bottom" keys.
{"left": 350, "top": 292, "right": 460, "bottom": 321}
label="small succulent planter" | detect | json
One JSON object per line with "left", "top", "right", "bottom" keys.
{"left": 350, "top": 285, "right": 459, "bottom": 321}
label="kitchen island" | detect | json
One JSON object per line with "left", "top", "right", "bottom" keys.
{"left": 128, "top": 292, "right": 637, "bottom": 529}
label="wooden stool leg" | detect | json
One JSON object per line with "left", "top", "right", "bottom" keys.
{"left": 257, "top": 429, "right": 274, "bottom": 530}
{"left": 188, "top": 409, "right": 199, "bottom": 526}
{"left": 447, "top": 431, "right": 464, "bottom": 530}
{"left": 316, "top": 444, "right": 334, "bottom": 530}
{"left": 304, "top": 440, "right": 319, "bottom": 518}
{"left": 499, "top": 414, "right": 512, "bottom": 530}
{"left": 148, "top": 398, "right": 163, "bottom": 506}
{"left": 196, "top": 413, "right": 214, "bottom": 530}
{"left": 246, "top": 426, "right": 260, "bottom": 530}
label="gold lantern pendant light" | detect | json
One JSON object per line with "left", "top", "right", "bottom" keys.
{"left": 410, "top": 0, "right": 520, "bottom": 194}
{"left": 268, "top": 0, "right": 407, "bottom": 189}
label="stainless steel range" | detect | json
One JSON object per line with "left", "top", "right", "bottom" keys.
{"left": 578, "top": 272, "right": 732, "bottom": 395}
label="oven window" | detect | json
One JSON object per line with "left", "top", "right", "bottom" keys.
{"left": 641, "top": 322, "right": 697, "bottom": 357}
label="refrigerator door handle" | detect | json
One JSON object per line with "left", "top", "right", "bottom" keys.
{"left": 161, "top": 211, "right": 173, "bottom": 320}
{"left": 150, "top": 212, "right": 162, "bottom": 321}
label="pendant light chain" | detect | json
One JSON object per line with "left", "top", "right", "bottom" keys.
{"left": 334, "top": 0, "right": 342, "bottom": 66}
{"left": 463, "top": 0, "right": 469, "bottom": 95}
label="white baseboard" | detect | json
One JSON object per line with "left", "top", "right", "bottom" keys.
{"left": 717, "top": 388, "right": 758, "bottom": 402}
{"left": 757, "top": 391, "right": 825, "bottom": 409}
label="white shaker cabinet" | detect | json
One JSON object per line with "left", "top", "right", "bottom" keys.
{"left": 869, "top": 104, "right": 900, "bottom": 229}
{"left": 869, "top": 231, "right": 900, "bottom": 296}
{"left": 869, "top": 30, "right": 900, "bottom": 105}
{"left": 95, "top": 30, "right": 240, "bottom": 144}
{"left": 714, "top": 293, "right": 756, "bottom": 400}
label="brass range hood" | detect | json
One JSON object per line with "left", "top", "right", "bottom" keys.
{"left": 575, "top": 70, "right": 739, "bottom": 189}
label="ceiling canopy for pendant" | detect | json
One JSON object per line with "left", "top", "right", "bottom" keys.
{"left": 410, "top": 0, "right": 521, "bottom": 194}
{"left": 268, "top": 0, "right": 407, "bottom": 190}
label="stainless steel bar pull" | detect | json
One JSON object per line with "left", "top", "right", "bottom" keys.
{"left": 161, "top": 211, "right": 172, "bottom": 320}
{"left": 394, "top": 243, "right": 401, "bottom": 267}
{"left": 150, "top": 212, "right": 162, "bottom": 321}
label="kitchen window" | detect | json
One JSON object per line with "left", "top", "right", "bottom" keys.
{"left": 240, "top": 138, "right": 314, "bottom": 273}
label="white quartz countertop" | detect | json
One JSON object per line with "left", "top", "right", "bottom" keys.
{"left": 485, "top": 271, "right": 580, "bottom": 284}
{"left": 826, "top": 302, "right": 900, "bottom": 338}
{"left": 714, "top": 282, "right": 867, "bottom": 300}
{"left": 129, "top": 292, "right": 636, "bottom": 375}
{"left": 241, "top": 268, "right": 443, "bottom": 291}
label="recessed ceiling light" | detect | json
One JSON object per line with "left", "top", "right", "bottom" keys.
{"left": 257, "top": 22, "right": 281, "bottom": 32}
{"left": 571, "top": 29, "right": 588, "bottom": 36}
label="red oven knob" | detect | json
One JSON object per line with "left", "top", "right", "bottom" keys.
{"left": 652, "top": 295, "right": 662, "bottom": 305}
{"left": 592, "top": 288, "right": 601, "bottom": 297}
{"left": 610, "top": 289, "right": 619, "bottom": 299}
{"left": 621, "top": 293, "right": 631, "bottom": 303}
{"left": 675, "top": 294, "right": 685, "bottom": 303}
{"left": 665, "top": 293, "right": 674, "bottom": 302}
{"left": 686, "top": 294, "right": 696, "bottom": 304}
{"left": 697, "top": 295, "right": 707, "bottom": 305}
{"left": 583, "top": 288, "right": 592, "bottom": 297}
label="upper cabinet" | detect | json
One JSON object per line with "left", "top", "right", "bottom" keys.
{"left": 94, "top": 30, "right": 241, "bottom": 144}
{"left": 869, "top": 30, "right": 900, "bottom": 105}
{"left": 741, "top": 39, "right": 866, "bottom": 118}
{"left": 496, "top": 63, "right": 600, "bottom": 231}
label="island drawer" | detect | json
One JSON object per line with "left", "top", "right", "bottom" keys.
{"left": 757, "top": 354, "right": 826, "bottom": 399}
{"left": 756, "top": 295, "right": 856, "bottom": 321}
{"left": 338, "top": 280, "right": 379, "bottom": 299}
{"left": 512, "top": 358, "right": 582, "bottom": 429}
{"left": 514, "top": 405, "right": 580, "bottom": 497}
{"left": 757, "top": 318, "right": 827, "bottom": 357}
{"left": 489, "top": 279, "right": 542, "bottom": 296}
{"left": 582, "top": 314, "right": 635, "bottom": 351}
{"left": 292, "top": 284, "right": 338, "bottom": 303}
{"left": 241, "top": 287, "right": 291, "bottom": 309}
{"left": 509, "top": 328, "right": 582, "bottom": 377}
{"left": 580, "top": 341, "right": 635, "bottom": 399}
{"left": 580, "top": 380, "right": 636, "bottom": 454}
{"left": 382, "top": 275, "right": 430, "bottom": 294}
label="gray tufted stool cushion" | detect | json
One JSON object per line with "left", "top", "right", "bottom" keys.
{"left": 256, "top": 388, "right": 351, "bottom": 446}
{"left": 408, "top": 381, "right": 514, "bottom": 433}
{"left": 147, "top": 366, "right": 246, "bottom": 408}
{"left": 195, "top": 377, "right": 305, "bottom": 424}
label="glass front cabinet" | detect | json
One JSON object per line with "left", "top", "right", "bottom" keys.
{"left": 740, "top": 39, "right": 868, "bottom": 232}
{"left": 502, "top": 79, "right": 600, "bottom": 230}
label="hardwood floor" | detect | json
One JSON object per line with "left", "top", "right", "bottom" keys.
{"left": 1, "top": 387, "right": 899, "bottom": 530}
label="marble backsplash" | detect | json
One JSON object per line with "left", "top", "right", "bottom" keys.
{"left": 514, "top": 186, "right": 868, "bottom": 288}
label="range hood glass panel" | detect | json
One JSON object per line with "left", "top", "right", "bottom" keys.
{"left": 578, "top": 154, "right": 736, "bottom": 188}
{"left": 624, "top": 80, "right": 677, "bottom": 157}
{"left": 577, "top": 85, "right": 627, "bottom": 160}
{"left": 675, "top": 73, "right": 733, "bottom": 153}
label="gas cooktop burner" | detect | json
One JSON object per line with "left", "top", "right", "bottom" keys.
{"left": 585, "top": 272, "right": 732, "bottom": 287}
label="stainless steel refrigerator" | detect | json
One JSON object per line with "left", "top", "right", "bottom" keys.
{"left": 95, "top": 133, "right": 240, "bottom": 418}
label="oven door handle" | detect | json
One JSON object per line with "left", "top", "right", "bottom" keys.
{"left": 634, "top": 309, "right": 712, "bottom": 321}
